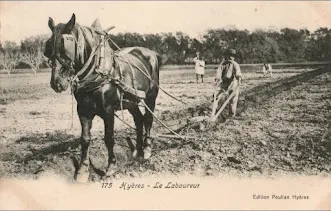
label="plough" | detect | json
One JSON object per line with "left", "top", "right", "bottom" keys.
{"left": 190, "top": 81, "right": 238, "bottom": 124}
{"left": 210, "top": 86, "right": 239, "bottom": 122}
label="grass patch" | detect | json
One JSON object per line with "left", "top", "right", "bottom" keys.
{"left": 0, "top": 84, "right": 51, "bottom": 104}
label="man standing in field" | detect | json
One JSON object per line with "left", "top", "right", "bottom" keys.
{"left": 215, "top": 48, "right": 242, "bottom": 118}
{"left": 193, "top": 52, "right": 205, "bottom": 83}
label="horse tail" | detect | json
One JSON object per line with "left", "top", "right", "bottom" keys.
{"left": 145, "top": 52, "right": 161, "bottom": 99}
{"left": 152, "top": 52, "right": 162, "bottom": 85}
{"left": 156, "top": 53, "right": 163, "bottom": 70}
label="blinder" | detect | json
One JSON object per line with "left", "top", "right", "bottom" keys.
{"left": 60, "top": 34, "right": 76, "bottom": 61}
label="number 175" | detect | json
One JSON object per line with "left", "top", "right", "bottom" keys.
{"left": 101, "top": 182, "right": 113, "bottom": 188}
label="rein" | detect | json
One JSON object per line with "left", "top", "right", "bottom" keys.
{"left": 108, "top": 38, "right": 187, "bottom": 105}
{"left": 115, "top": 56, "right": 187, "bottom": 105}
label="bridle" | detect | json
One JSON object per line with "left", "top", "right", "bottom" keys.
{"left": 55, "top": 55, "right": 75, "bottom": 73}
{"left": 47, "top": 33, "right": 77, "bottom": 78}
{"left": 48, "top": 32, "right": 110, "bottom": 88}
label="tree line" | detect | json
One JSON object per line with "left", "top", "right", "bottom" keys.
{"left": 1, "top": 27, "right": 331, "bottom": 75}
{"left": 0, "top": 35, "right": 49, "bottom": 76}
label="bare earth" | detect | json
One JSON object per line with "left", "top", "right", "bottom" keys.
{"left": 0, "top": 65, "right": 330, "bottom": 182}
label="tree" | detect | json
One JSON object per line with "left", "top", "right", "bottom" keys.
{"left": 278, "top": 28, "right": 308, "bottom": 62}
{"left": 0, "top": 41, "right": 20, "bottom": 77}
{"left": 20, "top": 35, "right": 49, "bottom": 75}
{"left": 109, "top": 32, "right": 145, "bottom": 49}
{"left": 189, "top": 38, "right": 203, "bottom": 54}
{"left": 160, "top": 32, "right": 181, "bottom": 64}
{"left": 202, "top": 29, "right": 225, "bottom": 62}
{"left": 20, "top": 51, "right": 44, "bottom": 75}
{"left": 141, "top": 33, "right": 163, "bottom": 53}
{"left": 248, "top": 30, "right": 282, "bottom": 63}
{"left": 173, "top": 32, "right": 190, "bottom": 64}
{"left": 306, "top": 27, "right": 331, "bottom": 61}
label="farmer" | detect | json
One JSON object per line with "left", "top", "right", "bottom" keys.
{"left": 262, "top": 62, "right": 273, "bottom": 77}
{"left": 214, "top": 48, "right": 242, "bottom": 118}
{"left": 193, "top": 52, "right": 205, "bottom": 83}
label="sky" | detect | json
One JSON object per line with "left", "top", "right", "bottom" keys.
{"left": 2, "top": 1, "right": 331, "bottom": 44}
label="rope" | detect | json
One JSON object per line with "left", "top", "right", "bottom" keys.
{"left": 115, "top": 55, "right": 187, "bottom": 105}
{"left": 140, "top": 99, "right": 187, "bottom": 140}
{"left": 69, "top": 85, "right": 75, "bottom": 132}
{"left": 71, "top": 94, "right": 74, "bottom": 129}
{"left": 108, "top": 38, "right": 122, "bottom": 51}
{"left": 108, "top": 37, "right": 187, "bottom": 105}
{"left": 120, "top": 92, "right": 124, "bottom": 120}
{"left": 114, "top": 56, "right": 126, "bottom": 120}
{"left": 114, "top": 113, "right": 136, "bottom": 130}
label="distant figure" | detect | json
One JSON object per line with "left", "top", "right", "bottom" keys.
{"left": 193, "top": 52, "right": 205, "bottom": 83}
{"left": 262, "top": 63, "right": 273, "bottom": 77}
{"left": 215, "top": 48, "right": 242, "bottom": 118}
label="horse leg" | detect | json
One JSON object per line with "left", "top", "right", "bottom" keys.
{"left": 143, "top": 98, "right": 156, "bottom": 160}
{"left": 103, "top": 108, "right": 117, "bottom": 176}
{"left": 76, "top": 112, "right": 95, "bottom": 183}
{"left": 128, "top": 105, "right": 144, "bottom": 158}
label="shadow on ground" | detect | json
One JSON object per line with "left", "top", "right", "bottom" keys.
{"left": 1, "top": 131, "right": 79, "bottom": 164}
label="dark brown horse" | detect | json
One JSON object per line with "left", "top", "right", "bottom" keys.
{"left": 44, "top": 14, "right": 161, "bottom": 182}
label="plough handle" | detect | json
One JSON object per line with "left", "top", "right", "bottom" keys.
{"left": 210, "top": 87, "right": 239, "bottom": 122}
{"left": 211, "top": 90, "right": 222, "bottom": 117}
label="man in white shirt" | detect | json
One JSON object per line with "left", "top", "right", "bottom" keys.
{"left": 193, "top": 52, "right": 205, "bottom": 83}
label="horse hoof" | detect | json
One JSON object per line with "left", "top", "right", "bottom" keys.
{"left": 132, "top": 150, "right": 138, "bottom": 158}
{"left": 143, "top": 147, "right": 152, "bottom": 160}
{"left": 133, "top": 149, "right": 144, "bottom": 158}
{"left": 106, "top": 164, "right": 117, "bottom": 177}
{"left": 76, "top": 172, "right": 89, "bottom": 183}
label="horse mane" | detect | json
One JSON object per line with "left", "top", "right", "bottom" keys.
{"left": 73, "top": 24, "right": 98, "bottom": 65}
{"left": 73, "top": 22, "right": 115, "bottom": 66}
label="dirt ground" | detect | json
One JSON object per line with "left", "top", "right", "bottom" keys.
{"left": 0, "top": 65, "right": 330, "bottom": 182}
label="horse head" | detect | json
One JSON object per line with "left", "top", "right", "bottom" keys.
{"left": 44, "top": 14, "right": 115, "bottom": 93}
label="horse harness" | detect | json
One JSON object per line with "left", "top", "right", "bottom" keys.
{"left": 47, "top": 25, "right": 188, "bottom": 141}
{"left": 57, "top": 32, "right": 148, "bottom": 100}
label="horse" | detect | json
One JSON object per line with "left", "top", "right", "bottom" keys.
{"left": 44, "top": 13, "right": 162, "bottom": 183}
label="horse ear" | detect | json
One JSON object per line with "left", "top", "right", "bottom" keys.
{"left": 48, "top": 17, "right": 55, "bottom": 32}
{"left": 64, "top": 13, "right": 76, "bottom": 33}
